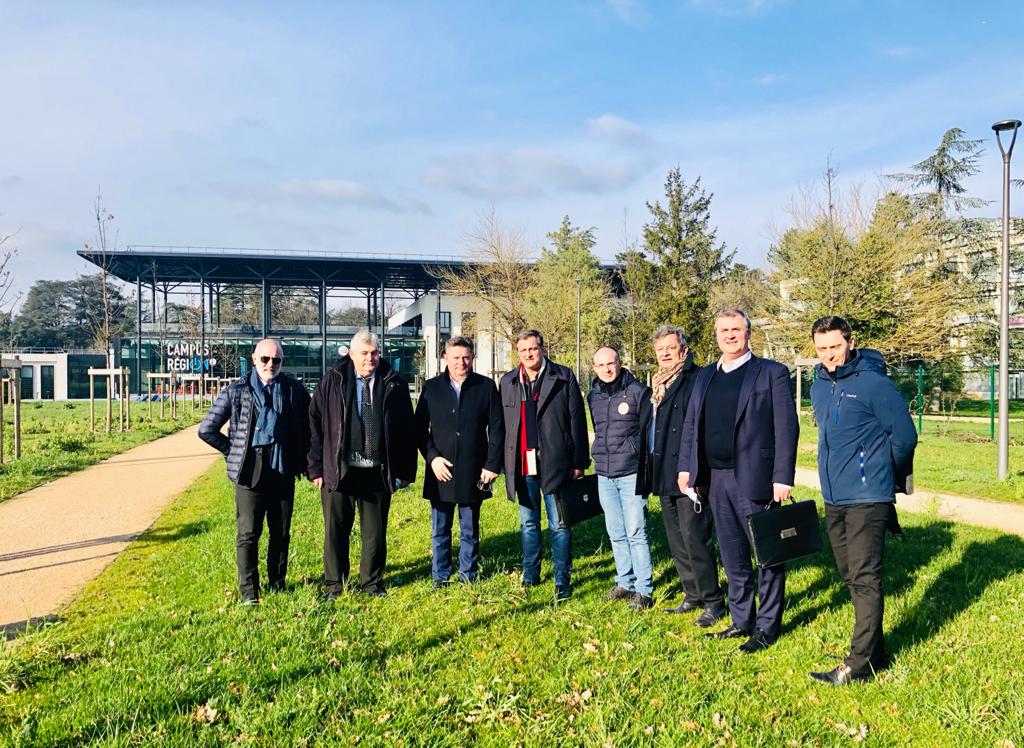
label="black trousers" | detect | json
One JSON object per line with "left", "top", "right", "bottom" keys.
{"left": 659, "top": 493, "right": 724, "bottom": 607}
{"left": 825, "top": 502, "right": 890, "bottom": 672}
{"left": 322, "top": 466, "right": 391, "bottom": 594}
{"left": 234, "top": 449, "right": 295, "bottom": 600}
{"left": 708, "top": 468, "right": 786, "bottom": 637}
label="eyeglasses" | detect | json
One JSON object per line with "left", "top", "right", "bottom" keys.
{"left": 259, "top": 356, "right": 282, "bottom": 365}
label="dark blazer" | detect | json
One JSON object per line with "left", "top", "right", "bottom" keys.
{"left": 640, "top": 353, "right": 700, "bottom": 497}
{"left": 677, "top": 354, "right": 798, "bottom": 502}
{"left": 499, "top": 360, "right": 590, "bottom": 500}
{"left": 307, "top": 356, "right": 417, "bottom": 493}
{"left": 198, "top": 373, "right": 311, "bottom": 485}
{"left": 415, "top": 370, "right": 504, "bottom": 504}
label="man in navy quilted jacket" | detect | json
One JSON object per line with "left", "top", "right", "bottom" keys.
{"left": 808, "top": 316, "right": 917, "bottom": 685}
{"left": 199, "top": 339, "right": 311, "bottom": 605}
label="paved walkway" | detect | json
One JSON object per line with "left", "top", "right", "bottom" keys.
{"left": 0, "top": 425, "right": 218, "bottom": 637}
{"left": 794, "top": 466, "right": 1024, "bottom": 537}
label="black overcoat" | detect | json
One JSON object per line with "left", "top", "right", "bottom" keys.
{"left": 415, "top": 370, "right": 504, "bottom": 504}
{"left": 638, "top": 353, "right": 699, "bottom": 497}
{"left": 499, "top": 360, "right": 590, "bottom": 501}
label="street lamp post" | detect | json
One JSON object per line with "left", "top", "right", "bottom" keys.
{"left": 575, "top": 277, "right": 583, "bottom": 384}
{"left": 993, "top": 119, "right": 1021, "bottom": 480}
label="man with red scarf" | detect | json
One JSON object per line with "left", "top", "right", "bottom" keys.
{"left": 500, "top": 330, "right": 589, "bottom": 600}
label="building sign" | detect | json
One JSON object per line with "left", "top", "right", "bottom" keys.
{"left": 165, "top": 342, "right": 218, "bottom": 373}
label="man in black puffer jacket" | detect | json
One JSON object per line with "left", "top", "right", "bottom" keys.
{"left": 588, "top": 346, "right": 655, "bottom": 609}
{"left": 199, "top": 339, "right": 311, "bottom": 605}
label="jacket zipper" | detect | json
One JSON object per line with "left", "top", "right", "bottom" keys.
{"left": 823, "top": 379, "right": 836, "bottom": 500}
{"left": 859, "top": 443, "right": 866, "bottom": 485}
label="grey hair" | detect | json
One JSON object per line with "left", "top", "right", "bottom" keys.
{"left": 445, "top": 336, "right": 475, "bottom": 354}
{"left": 715, "top": 308, "right": 752, "bottom": 332}
{"left": 652, "top": 325, "right": 688, "bottom": 347}
{"left": 350, "top": 329, "right": 381, "bottom": 349}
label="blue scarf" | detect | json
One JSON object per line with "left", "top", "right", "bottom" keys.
{"left": 250, "top": 370, "right": 285, "bottom": 474}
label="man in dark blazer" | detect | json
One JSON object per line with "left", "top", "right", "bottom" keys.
{"left": 415, "top": 336, "right": 503, "bottom": 587}
{"left": 677, "top": 309, "right": 799, "bottom": 652}
{"left": 640, "top": 325, "right": 725, "bottom": 627}
{"left": 199, "top": 338, "right": 311, "bottom": 605}
{"left": 308, "top": 330, "right": 417, "bottom": 600}
{"left": 499, "top": 329, "right": 589, "bottom": 600}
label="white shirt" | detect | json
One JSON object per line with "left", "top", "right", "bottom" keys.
{"left": 717, "top": 349, "right": 752, "bottom": 373}
{"left": 449, "top": 375, "right": 465, "bottom": 401}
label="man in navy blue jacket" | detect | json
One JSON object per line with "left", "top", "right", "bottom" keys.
{"left": 677, "top": 309, "right": 799, "bottom": 653}
{"left": 808, "top": 315, "right": 917, "bottom": 685}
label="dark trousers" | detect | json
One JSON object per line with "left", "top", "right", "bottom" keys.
{"left": 430, "top": 501, "right": 482, "bottom": 582}
{"left": 659, "top": 493, "right": 724, "bottom": 607}
{"left": 708, "top": 468, "right": 786, "bottom": 637}
{"left": 321, "top": 466, "right": 391, "bottom": 594}
{"left": 234, "top": 452, "right": 295, "bottom": 600}
{"left": 825, "top": 501, "right": 890, "bottom": 672}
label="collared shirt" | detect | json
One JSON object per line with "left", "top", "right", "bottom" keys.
{"left": 449, "top": 374, "right": 465, "bottom": 401}
{"left": 523, "top": 358, "right": 547, "bottom": 397}
{"left": 717, "top": 349, "right": 752, "bottom": 373}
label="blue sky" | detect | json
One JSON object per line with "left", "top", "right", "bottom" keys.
{"left": 2, "top": 0, "right": 1023, "bottom": 301}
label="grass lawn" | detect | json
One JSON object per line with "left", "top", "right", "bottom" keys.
{"left": 2, "top": 466, "right": 1022, "bottom": 746}
{"left": 0, "top": 400, "right": 201, "bottom": 504}
{"left": 797, "top": 414, "right": 1024, "bottom": 504}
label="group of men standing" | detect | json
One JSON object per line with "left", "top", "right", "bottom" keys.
{"left": 199, "top": 307, "right": 914, "bottom": 687}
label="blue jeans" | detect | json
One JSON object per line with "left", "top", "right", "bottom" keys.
{"left": 597, "top": 473, "right": 654, "bottom": 597}
{"left": 430, "top": 501, "right": 481, "bottom": 582}
{"left": 517, "top": 475, "right": 572, "bottom": 589}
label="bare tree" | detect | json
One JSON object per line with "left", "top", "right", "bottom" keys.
{"left": 430, "top": 208, "right": 536, "bottom": 352}
{"left": 82, "top": 189, "right": 122, "bottom": 366}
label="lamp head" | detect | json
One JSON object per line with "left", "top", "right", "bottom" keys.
{"left": 992, "top": 119, "right": 1022, "bottom": 133}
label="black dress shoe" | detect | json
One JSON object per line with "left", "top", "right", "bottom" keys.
{"left": 664, "top": 599, "right": 702, "bottom": 614}
{"left": 809, "top": 664, "right": 874, "bottom": 685}
{"left": 321, "top": 590, "right": 341, "bottom": 602}
{"left": 360, "top": 587, "right": 387, "bottom": 598}
{"left": 554, "top": 585, "right": 572, "bottom": 602}
{"left": 706, "top": 624, "right": 751, "bottom": 640}
{"left": 432, "top": 579, "right": 452, "bottom": 590}
{"left": 738, "top": 629, "right": 776, "bottom": 653}
{"left": 694, "top": 605, "right": 727, "bottom": 628}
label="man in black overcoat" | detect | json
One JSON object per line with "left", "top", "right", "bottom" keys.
{"left": 640, "top": 325, "right": 725, "bottom": 627}
{"left": 308, "top": 330, "right": 417, "bottom": 599}
{"left": 499, "top": 329, "right": 590, "bottom": 600}
{"left": 415, "top": 336, "right": 503, "bottom": 587}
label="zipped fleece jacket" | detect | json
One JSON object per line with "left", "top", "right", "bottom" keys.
{"left": 587, "top": 368, "right": 652, "bottom": 483}
{"left": 810, "top": 348, "right": 917, "bottom": 505}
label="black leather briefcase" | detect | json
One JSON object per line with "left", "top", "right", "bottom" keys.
{"left": 747, "top": 499, "right": 823, "bottom": 568}
{"left": 555, "top": 474, "right": 603, "bottom": 529}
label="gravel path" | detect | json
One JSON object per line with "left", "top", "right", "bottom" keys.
{"left": 0, "top": 425, "right": 218, "bottom": 637}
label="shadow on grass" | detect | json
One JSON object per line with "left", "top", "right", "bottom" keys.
{"left": 783, "top": 520, "right": 956, "bottom": 631}
{"left": 887, "top": 529, "right": 1024, "bottom": 659}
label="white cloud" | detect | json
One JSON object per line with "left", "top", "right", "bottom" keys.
{"left": 586, "top": 113, "right": 653, "bottom": 147}
{"left": 688, "top": 0, "right": 778, "bottom": 17}
{"left": 605, "top": 0, "right": 649, "bottom": 25}
{"left": 755, "top": 73, "right": 779, "bottom": 85}
{"left": 220, "top": 179, "right": 432, "bottom": 216}
{"left": 424, "top": 148, "right": 649, "bottom": 199}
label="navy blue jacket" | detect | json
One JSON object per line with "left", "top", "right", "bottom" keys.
{"left": 198, "top": 373, "right": 311, "bottom": 485}
{"left": 587, "top": 369, "right": 653, "bottom": 485}
{"left": 810, "top": 349, "right": 917, "bottom": 505}
{"left": 678, "top": 355, "right": 799, "bottom": 503}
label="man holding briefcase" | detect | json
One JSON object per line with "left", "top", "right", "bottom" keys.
{"left": 809, "top": 316, "right": 917, "bottom": 685}
{"left": 677, "top": 309, "right": 799, "bottom": 653}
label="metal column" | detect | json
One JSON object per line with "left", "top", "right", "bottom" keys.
{"left": 320, "top": 281, "right": 328, "bottom": 372}
{"left": 379, "top": 281, "right": 386, "bottom": 357}
{"left": 261, "top": 278, "right": 270, "bottom": 338}
{"left": 136, "top": 275, "right": 143, "bottom": 395}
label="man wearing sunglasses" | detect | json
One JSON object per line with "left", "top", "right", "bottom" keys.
{"left": 199, "top": 339, "right": 311, "bottom": 605}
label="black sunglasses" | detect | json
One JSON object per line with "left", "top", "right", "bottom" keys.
{"left": 259, "top": 356, "right": 282, "bottom": 365}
